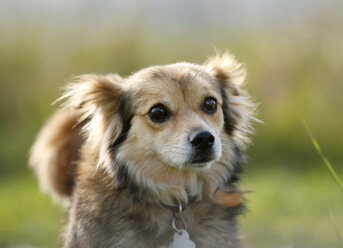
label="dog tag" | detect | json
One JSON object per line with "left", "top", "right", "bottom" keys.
{"left": 168, "top": 229, "right": 196, "bottom": 248}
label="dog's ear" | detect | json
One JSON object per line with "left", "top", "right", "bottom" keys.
{"left": 205, "top": 53, "right": 254, "bottom": 140}
{"left": 60, "top": 74, "right": 125, "bottom": 122}
{"left": 205, "top": 52, "right": 246, "bottom": 96}
{"left": 29, "top": 74, "right": 125, "bottom": 204}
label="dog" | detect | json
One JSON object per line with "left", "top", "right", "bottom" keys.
{"left": 29, "top": 52, "right": 255, "bottom": 248}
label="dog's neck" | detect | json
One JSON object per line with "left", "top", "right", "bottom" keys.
{"left": 111, "top": 159, "right": 240, "bottom": 209}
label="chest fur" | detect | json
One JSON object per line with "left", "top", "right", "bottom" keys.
{"left": 64, "top": 187, "right": 243, "bottom": 248}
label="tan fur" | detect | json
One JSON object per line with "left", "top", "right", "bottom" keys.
{"left": 29, "top": 53, "right": 255, "bottom": 248}
{"left": 29, "top": 109, "right": 84, "bottom": 203}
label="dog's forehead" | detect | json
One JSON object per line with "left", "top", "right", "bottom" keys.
{"left": 126, "top": 63, "right": 218, "bottom": 94}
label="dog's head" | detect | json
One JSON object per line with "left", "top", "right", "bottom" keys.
{"left": 119, "top": 63, "right": 226, "bottom": 169}
{"left": 51, "top": 53, "right": 254, "bottom": 206}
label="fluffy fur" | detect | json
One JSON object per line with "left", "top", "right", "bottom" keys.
{"left": 29, "top": 52, "right": 255, "bottom": 248}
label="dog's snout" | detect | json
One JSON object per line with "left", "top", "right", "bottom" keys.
{"left": 190, "top": 131, "right": 215, "bottom": 150}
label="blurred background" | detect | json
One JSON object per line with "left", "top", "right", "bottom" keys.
{"left": 0, "top": 0, "right": 342, "bottom": 247}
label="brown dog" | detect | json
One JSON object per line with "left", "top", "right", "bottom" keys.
{"left": 29, "top": 53, "right": 255, "bottom": 248}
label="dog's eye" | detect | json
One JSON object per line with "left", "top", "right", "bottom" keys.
{"left": 202, "top": 97, "right": 217, "bottom": 114}
{"left": 149, "top": 104, "right": 169, "bottom": 123}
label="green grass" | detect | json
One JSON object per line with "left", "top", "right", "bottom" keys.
{"left": 242, "top": 166, "right": 343, "bottom": 248}
{"left": 304, "top": 122, "right": 343, "bottom": 192}
{"left": 0, "top": 174, "right": 62, "bottom": 248}
{"left": 1, "top": 167, "right": 342, "bottom": 248}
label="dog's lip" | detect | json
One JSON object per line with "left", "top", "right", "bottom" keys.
{"left": 183, "top": 161, "right": 213, "bottom": 169}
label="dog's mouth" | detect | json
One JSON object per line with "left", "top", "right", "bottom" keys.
{"left": 188, "top": 152, "right": 215, "bottom": 164}
{"left": 181, "top": 152, "right": 215, "bottom": 168}
{"left": 183, "top": 161, "right": 213, "bottom": 169}
{"left": 159, "top": 149, "right": 217, "bottom": 169}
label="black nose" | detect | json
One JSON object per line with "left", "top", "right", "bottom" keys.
{"left": 190, "top": 131, "right": 215, "bottom": 150}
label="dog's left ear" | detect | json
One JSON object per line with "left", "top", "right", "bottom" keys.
{"left": 205, "top": 52, "right": 246, "bottom": 96}
{"left": 205, "top": 52, "right": 254, "bottom": 138}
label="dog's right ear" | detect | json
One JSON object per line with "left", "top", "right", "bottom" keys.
{"left": 60, "top": 74, "right": 129, "bottom": 149}
{"left": 60, "top": 74, "right": 125, "bottom": 123}
{"left": 29, "top": 74, "right": 125, "bottom": 204}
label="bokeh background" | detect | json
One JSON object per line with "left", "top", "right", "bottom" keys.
{"left": 1, "top": 1, "right": 342, "bottom": 247}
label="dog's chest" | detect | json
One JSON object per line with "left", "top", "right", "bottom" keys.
{"left": 101, "top": 202, "right": 241, "bottom": 248}
{"left": 69, "top": 181, "right": 242, "bottom": 248}
{"left": 67, "top": 188, "right": 243, "bottom": 248}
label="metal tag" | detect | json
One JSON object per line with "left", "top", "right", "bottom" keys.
{"left": 168, "top": 229, "right": 196, "bottom": 248}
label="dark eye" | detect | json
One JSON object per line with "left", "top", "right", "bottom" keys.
{"left": 202, "top": 97, "right": 217, "bottom": 114}
{"left": 148, "top": 104, "right": 169, "bottom": 123}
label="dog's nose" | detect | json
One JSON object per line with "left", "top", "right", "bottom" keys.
{"left": 190, "top": 131, "right": 215, "bottom": 150}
